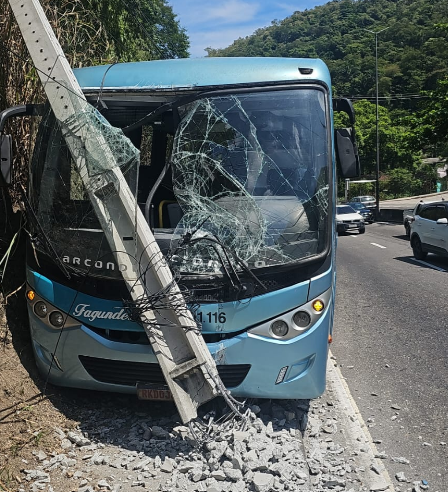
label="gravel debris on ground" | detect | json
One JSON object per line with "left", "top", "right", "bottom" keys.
{"left": 13, "top": 360, "right": 399, "bottom": 492}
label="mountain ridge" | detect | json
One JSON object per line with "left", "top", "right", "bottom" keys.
{"left": 205, "top": 0, "right": 448, "bottom": 101}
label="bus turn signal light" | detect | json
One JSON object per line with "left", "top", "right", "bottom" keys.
{"left": 328, "top": 334, "right": 333, "bottom": 344}
{"left": 27, "top": 290, "right": 35, "bottom": 301}
{"left": 312, "top": 299, "right": 324, "bottom": 312}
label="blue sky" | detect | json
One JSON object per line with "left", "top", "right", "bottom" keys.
{"left": 168, "top": 0, "right": 329, "bottom": 58}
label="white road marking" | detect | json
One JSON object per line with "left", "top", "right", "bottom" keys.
{"left": 370, "top": 242, "right": 386, "bottom": 249}
{"left": 410, "top": 258, "right": 447, "bottom": 272}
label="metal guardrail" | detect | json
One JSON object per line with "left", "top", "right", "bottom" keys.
{"left": 377, "top": 209, "right": 404, "bottom": 223}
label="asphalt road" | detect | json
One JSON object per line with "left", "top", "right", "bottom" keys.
{"left": 331, "top": 222, "right": 448, "bottom": 492}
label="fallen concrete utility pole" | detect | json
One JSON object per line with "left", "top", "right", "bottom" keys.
{"left": 8, "top": 0, "right": 222, "bottom": 423}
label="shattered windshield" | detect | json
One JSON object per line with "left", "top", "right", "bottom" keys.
{"left": 29, "top": 87, "right": 330, "bottom": 282}
{"left": 29, "top": 104, "right": 144, "bottom": 280}
{"left": 170, "top": 88, "right": 330, "bottom": 274}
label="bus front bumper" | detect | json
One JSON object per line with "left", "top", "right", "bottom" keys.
{"left": 29, "top": 305, "right": 331, "bottom": 400}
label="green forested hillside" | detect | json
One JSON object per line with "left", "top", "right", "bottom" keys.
{"left": 206, "top": 0, "right": 448, "bottom": 100}
{"left": 207, "top": 0, "right": 448, "bottom": 195}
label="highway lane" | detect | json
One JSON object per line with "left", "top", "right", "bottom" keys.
{"left": 331, "top": 222, "right": 448, "bottom": 491}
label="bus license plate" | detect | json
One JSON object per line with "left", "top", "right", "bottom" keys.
{"left": 136, "top": 384, "right": 173, "bottom": 401}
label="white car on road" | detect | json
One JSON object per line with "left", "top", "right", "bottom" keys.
{"left": 410, "top": 201, "right": 448, "bottom": 259}
{"left": 336, "top": 205, "right": 365, "bottom": 235}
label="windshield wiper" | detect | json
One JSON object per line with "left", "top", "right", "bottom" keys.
{"left": 182, "top": 232, "right": 266, "bottom": 294}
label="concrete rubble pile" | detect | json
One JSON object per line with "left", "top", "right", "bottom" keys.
{"left": 18, "top": 384, "right": 404, "bottom": 492}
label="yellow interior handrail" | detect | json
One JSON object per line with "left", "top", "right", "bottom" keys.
{"left": 158, "top": 200, "right": 176, "bottom": 228}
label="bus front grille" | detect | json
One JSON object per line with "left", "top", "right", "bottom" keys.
{"left": 79, "top": 356, "right": 250, "bottom": 388}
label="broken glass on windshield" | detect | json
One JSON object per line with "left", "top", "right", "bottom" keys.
{"left": 170, "top": 88, "right": 330, "bottom": 275}
{"left": 29, "top": 102, "right": 143, "bottom": 280}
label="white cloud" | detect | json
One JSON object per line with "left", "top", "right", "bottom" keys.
{"left": 171, "top": 0, "right": 260, "bottom": 27}
{"left": 188, "top": 24, "right": 264, "bottom": 57}
{"left": 202, "top": 0, "right": 260, "bottom": 24}
{"left": 275, "top": 2, "right": 300, "bottom": 13}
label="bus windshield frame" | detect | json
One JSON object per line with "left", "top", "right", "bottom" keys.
{"left": 29, "top": 84, "right": 332, "bottom": 283}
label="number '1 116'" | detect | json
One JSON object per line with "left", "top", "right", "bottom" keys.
{"left": 196, "top": 312, "right": 226, "bottom": 323}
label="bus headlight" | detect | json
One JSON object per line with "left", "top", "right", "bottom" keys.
{"left": 270, "top": 320, "right": 289, "bottom": 338}
{"left": 293, "top": 310, "right": 311, "bottom": 328}
{"left": 34, "top": 301, "right": 48, "bottom": 318}
{"left": 247, "top": 286, "right": 332, "bottom": 341}
{"left": 49, "top": 311, "right": 65, "bottom": 328}
{"left": 26, "top": 284, "right": 79, "bottom": 330}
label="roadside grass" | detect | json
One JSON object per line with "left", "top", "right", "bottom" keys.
{"left": 0, "top": 235, "right": 74, "bottom": 490}
{"left": 0, "top": 465, "right": 15, "bottom": 492}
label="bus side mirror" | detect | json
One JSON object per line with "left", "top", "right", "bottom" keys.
{"left": 0, "top": 104, "right": 45, "bottom": 187}
{"left": 335, "top": 128, "right": 360, "bottom": 179}
{"left": 0, "top": 135, "right": 12, "bottom": 186}
{"left": 333, "top": 98, "right": 355, "bottom": 126}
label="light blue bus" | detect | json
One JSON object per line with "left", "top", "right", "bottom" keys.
{"left": 0, "top": 57, "right": 359, "bottom": 401}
